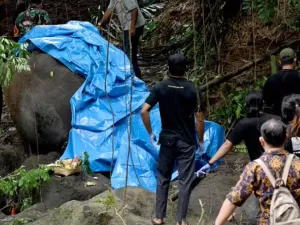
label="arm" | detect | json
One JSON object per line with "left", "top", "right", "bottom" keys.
{"left": 215, "top": 199, "right": 237, "bottom": 225}
{"left": 99, "top": 9, "right": 113, "bottom": 26}
{"left": 141, "top": 103, "right": 153, "bottom": 135}
{"left": 209, "top": 120, "right": 244, "bottom": 164}
{"left": 209, "top": 140, "right": 233, "bottom": 165}
{"left": 215, "top": 162, "right": 256, "bottom": 225}
{"left": 42, "top": 12, "right": 51, "bottom": 25}
{"left": 262, "top": 77, "right": 275, "bottom": 108}
{"left": 142, "top": 85, "right": 159, "bottom": 135}
{"left": 196, "top": 112, "right": 204, "bottom": 142}
{"left": 195, "top": 88, "right": 205, "bottom": 142}
{"left": 130, "top": 8, "right": 138, "bottom": 36}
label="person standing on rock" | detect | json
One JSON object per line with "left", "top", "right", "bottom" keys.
{"left": 141, "top": 54, "right": 205, "bottom": 225}
{"left": 196, "top": 91, "right": 281, "bottom": 175}
{"left": 263, "top": 48, "right": 300, "bottom": 117}
{"left": 14, "top": 0, "right": 51, "bottom": 40}
{"left": 98, "top": 0, "right": 145, "bottom": 79}
{"left": 214, "top": 119, "right": 300, "bottom": 225}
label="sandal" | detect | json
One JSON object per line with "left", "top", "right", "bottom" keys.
{"left": 152, "top": 218, "right": 164, "bottom": 225}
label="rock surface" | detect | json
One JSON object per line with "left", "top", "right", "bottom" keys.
{"left": 35, "top": 171, "right": 110, "bottom": 211}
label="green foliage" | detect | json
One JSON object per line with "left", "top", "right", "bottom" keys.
{"left": 243, "top": 0, "right": 300, "bottom": 24}
{"left": 0, "top": 37, "right": 30, "bottom": 87}
{"left": 210, "top": 77, "right": 267, "bottom": 130}
{"left": 0, "top": 166, "right": 51, "bottom": 213}
{"left": 243, "top": 0, "right": 277, "bottom": 23}
{"left": 82, "top": 151, "right": 94, "bottom": 176}
{"left": 211, "top": 88, "right": 248, "bottom": 129}
{"left": 143, "top": 19, "right": 159, "bottom": 38}
{"left": 88, "top": 6, "right": 102, "bottom": 27}
{"left": 9, "top": 218, "right": 34, "bottom": 225}
{"left": 96, "top": 189, "right": 116, "bottom": 208}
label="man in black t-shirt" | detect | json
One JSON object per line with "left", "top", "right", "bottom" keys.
{"left": 196, "top": 91, "right": 281, "bottom": 175}
{"left": 263, "top": 48, "right": 300, "bottom": 116}
{"left": 141, "top": 54, "right": 205, "bottom": 225}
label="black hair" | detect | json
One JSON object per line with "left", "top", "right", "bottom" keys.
{"left": 30, "top": 0, "right": 42, "bottom": 4}
{"left": 261, "top": 119, "right": 286, "bottom": 147}
{"left": 168, "top": 54, "right": 187, "bottom": 77}
{"left": 281, "top": 56, "right": 294, "bottom": 66}
{"left": 282, "top": 94, "right": 300, "bottom": 137}
{"left": 245, "top": 91, "right": 263, "bottom": 117}
{"left": 281, "top": 94, "right": 300, "bottom": 123}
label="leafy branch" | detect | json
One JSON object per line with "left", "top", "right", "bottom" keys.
{"left": 0, "top": 37, "right": 30, "bottom": 87}
{"left": 0, "top": 166, "right": 51, "bottom": 213}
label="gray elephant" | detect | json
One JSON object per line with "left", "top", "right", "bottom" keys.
{"left": 4, "top": 51, "right": 84, "bottom": 153}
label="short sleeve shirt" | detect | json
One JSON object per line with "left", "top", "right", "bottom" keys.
{"left": 227, "top": 150, "right": 300, "bottom": 225}
{"left": 145, "top": 77, "right": 204, "bottom": 145}
{"left": 263, "top": 70, "right": 300, "bottom": 116}
{"left": 227, "top": 113, "right": 281, "bottom": 160}
{"left": 108, "top": 0, "right": 145, "bottom": 30}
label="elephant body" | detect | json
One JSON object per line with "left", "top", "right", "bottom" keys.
{"left": 4, "top": 51, "right": 85, "bottom": 153}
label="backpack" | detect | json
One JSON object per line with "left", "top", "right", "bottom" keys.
{"left": 255, "top": 154, "right": 300, "bottom": 225}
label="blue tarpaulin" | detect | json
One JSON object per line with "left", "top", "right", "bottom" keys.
{"left": 19, "top": 21, "right": 225, "bottom": 192}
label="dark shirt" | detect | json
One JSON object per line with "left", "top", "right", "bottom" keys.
{"left": 263, "top": 69, "right": 300, "bottom": 116}
{"left": 227, "top": 113, "right": 281, "bottom": 161}
{"left": 145, "top": 77, "right": 204, "bottom": 145}
{"left": 285, "top": 137, "right": 300, "bottom": 157}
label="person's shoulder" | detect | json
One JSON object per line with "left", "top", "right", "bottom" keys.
{"left": 260, "top": 113, "right": 281, "bottom": 121}
{"left": 266, "top": 72, "right": 282, "bottom": 83}
{"left": 33, "top": 9, "right": 48, "bottom": 14}
{"left": 244, "top": 160, "right": 260, "bottom": 173}
{"left": 16, "top": 11, "right": 25, "bottom": 20}
{"left": 235, "top": 117, "right": 250, "bottom": 126}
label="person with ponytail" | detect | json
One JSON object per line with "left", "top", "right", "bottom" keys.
{"left": 196, "top": 91, "right": 281, "bottom": 175}
{"left": 281, "top": 94, "right": 300, "bottom": 156}
{"left": 263, "top": 48, "right": 300, "bottom": 116}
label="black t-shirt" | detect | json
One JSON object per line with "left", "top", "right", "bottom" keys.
{"left": 227, "top": 113, "right": 281, "bottom": 161}
{"left": 145, "top": 77, "right": 204, "bottom": 145}
{"left": 263, "top": 69, "right": 300, "bottom": 116}
{"left": 284, "top": 125, "right": 300, "bottom": 157}
{"left": 285, "top": 137, "right": 300, "bottom": 157}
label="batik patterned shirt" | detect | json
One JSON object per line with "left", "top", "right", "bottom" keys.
{"left": 14, "top": 5, "right": 51, "bottom": 38}
{"left": 227, "top": 150, "right": 300, "bottom": 225}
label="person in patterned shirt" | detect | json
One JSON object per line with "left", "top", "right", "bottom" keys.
{"left": 214, "top": 119, "right": 300, "bottom": 225}
{"left": 14, "top": 0, "right": 50, "bottom": 39}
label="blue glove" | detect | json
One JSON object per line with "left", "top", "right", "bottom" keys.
{"left": 196, "top": 163, "right": 211, "bottom": 177}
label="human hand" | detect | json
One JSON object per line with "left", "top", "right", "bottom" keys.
{"left": 130, "top": 26, "right": 136, "bottom": 36}
{"left": 196, "top": 163, "right": 211, "bottom": 177}
{"left": 150, "top": 133, "right": 157, "bottom": 146}
{"left": 98, "top": 23, "right": 103, "bottom": 34}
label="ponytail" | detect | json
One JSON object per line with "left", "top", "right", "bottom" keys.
{"left": 290, "top": 104, "right": 300, "bottom": 136}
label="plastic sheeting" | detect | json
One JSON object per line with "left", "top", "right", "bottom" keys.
{"left": 19, "top": 21, "right": 225, "bottom": 192}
